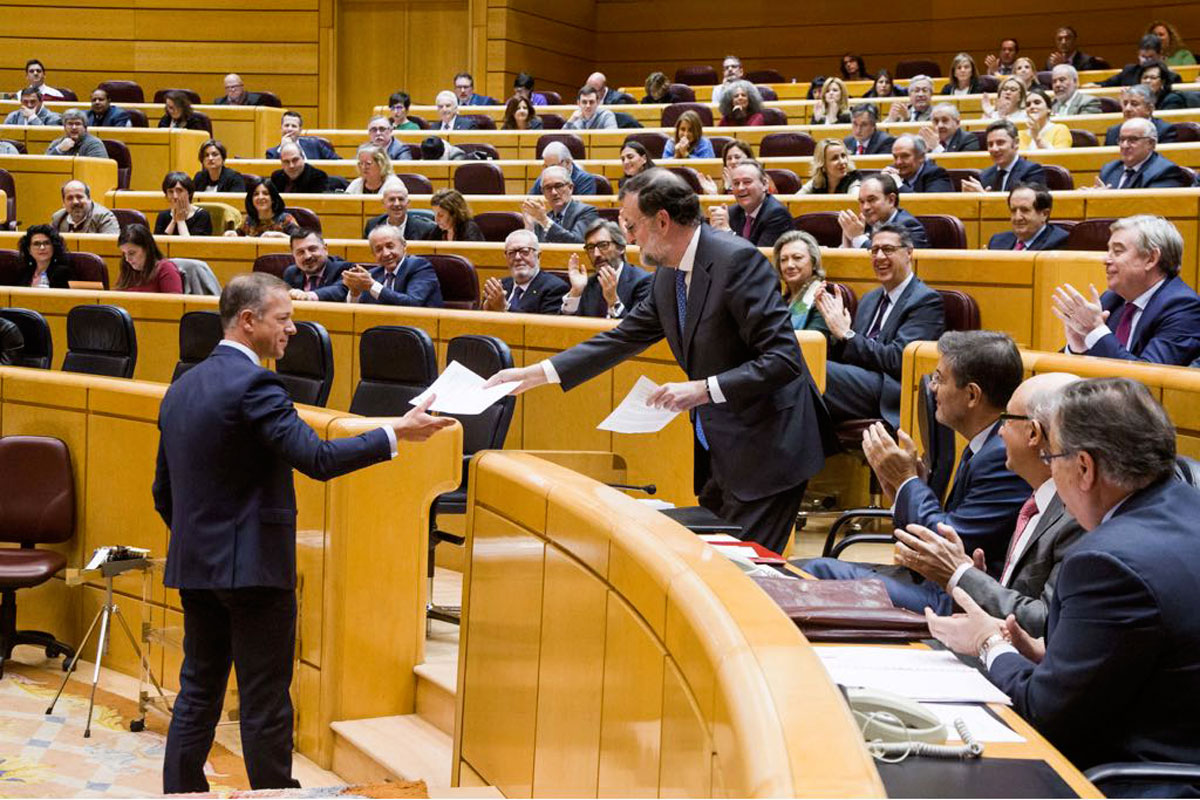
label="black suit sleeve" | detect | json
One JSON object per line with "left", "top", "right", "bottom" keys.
{"left": 841, "top": 289, "right": 944, "bottom": 378}
{"left": 755, "top": 203, "right": 794, "bottom": 248}
{"left": 534, "top": 274, "right": 569, "bottom": 313}
{"left": 152, "top": 432, "right": 173, "bottom": 527}
{"left": 550, "top": 276, "right": 666, "bottom": 389}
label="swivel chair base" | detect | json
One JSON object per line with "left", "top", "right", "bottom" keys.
{"left": 0, "top": 588, "right": 75, "bottom": 678}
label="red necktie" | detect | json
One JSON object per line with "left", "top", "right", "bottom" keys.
{"left": 1001, "top": 494, "right": 1039, "bottom": 579}
{"left": 1114, "top": 302, "right": 1139, "bottom": 348}
{"left": 857, "top": 141, "right": 865, "bottom": 155}
{"left": 1014, "top": 240, "right": 1026, "bottom": 251}
{"left": 741, "top": 214, "right": 754, "bottom": 239}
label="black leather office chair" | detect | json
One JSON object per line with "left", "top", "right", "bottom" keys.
{"left": 1085, "top": 762, "right": 1200, "bottom": 797}
{"left": 274, "top": 320, "right": 333, "bottom": 407}
{"left": 0, "top": 436, "right": 77, "bottom": 676}
{"left": 349, "top": 325, "right": 437, "bottom": 416}
{"left": 0, "top": 308, "right": 52, "bottom": 368}
{"left": 428, "top": 335, "right": 515, "bottom": 625}
{"left": 61, "top": 305, "right": 137, "bottom": 378}
{"left": 171, "top": 311, "right": 222, "bottom": 382}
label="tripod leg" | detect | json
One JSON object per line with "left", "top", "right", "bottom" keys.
{"left": 46, "top": 605, "right": 105, "bottom": 715}
{"left": 113, "top": 606, "right": 170, "bottom": 723}
{"left": 83, "top": 605, "right": 112, "bottom": 738}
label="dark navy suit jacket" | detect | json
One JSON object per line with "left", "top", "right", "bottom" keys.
{"left": 894, "top": 422, "right": 1030, "bottom": 575}
{"left": 568, "top": 262, "right": 652, "bottom": 318}
{"left": 282, "top": 256, "right": 349, "bottom": 294}
{"left": 321, "top": 258, "right": 443, "bottom": 307}
{"left": 987, "top": 225, "right": 1070, "bottom": 251}
{"left": 989, "top": 478, "right": 1200, "bottom": 770}
{"left": 899, "top": 161, "right": 953, "bottom": 193}
{"left": 864, "top": 208, "right": 930, "bottom": 249}
{"left": 844, "top": 130, "right": 895, "bottom": 155}
{"left": 1086, "top": 275, "right": 1200, "bottom": 365}
{"left": 728, "top": 193, "right": 793, "bottom": 248}
{"left": 154, "top": 345, "right": 392, "bottom": 590}
{"left": 1103, "top": 117, "right": 1174, "bottom": 146}
{"left": 979, "top": 157, "right": 1044, "bottom": 192}
{"left": 266, "top": 136, "right": 338, "bottom": 160}
{"left": 941, "top": 128, "right": 980, "bottom": 152}
{"left": 1097, "top": 151, "right": 1195, "bottom": 189}
{"left": 502, "top": 269, "right": 568, "bottom": 314}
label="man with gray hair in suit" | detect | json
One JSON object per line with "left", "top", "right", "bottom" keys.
{"left": 1050, "top": 65, "right": 1102, "bottom": 116}
{"left": 45, "top": 109, "right": 107, "bottom": 158}
{"left": 522, "top": 165, "right": 599, "bottom": 244}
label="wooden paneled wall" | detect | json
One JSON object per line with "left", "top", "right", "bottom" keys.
{"left": 0, "top": 0, "right": 328, "bottom": 122}
{"left": 482, "top": 0, "right": 1200, "bottom": 98}
{"left": 333, "top": 0, "right": 471, "bottom": 130}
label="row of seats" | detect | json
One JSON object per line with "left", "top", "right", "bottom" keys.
{"left": 665, "top": 62, "right": 1125, "bottom": 86}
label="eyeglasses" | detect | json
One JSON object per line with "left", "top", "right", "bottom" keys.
{"left": 583, "top": 241, "right": 614, "bottom": 253}
{"left": 1117, "top": 136, "right": 1151, "bottom": 144}
{"left": 998, "top": 412, "right": 1031, "bottom": 424}
{"left": 1039, "top": 449, "right": 1074, "bottom": 465}
{"left": 30, "top": 240, "right": 52, "bottom": 248}
{"left": 368, "top": 126, "right": 391, "bottom": 134}
{"left": 504, "top": 246, "right": 537, "bottom": 259}
{"left": 869, "top": 244, "right": 905, "bottom": 256}
{"left": 542, "top": 182, "right": 570, "bottom": 193}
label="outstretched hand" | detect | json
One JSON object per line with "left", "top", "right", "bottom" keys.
{"left": 393, "top": 394, "right": 456, "bottom": 441}
{"left": 482, "top": 364, "right": 548, "bottom": 394}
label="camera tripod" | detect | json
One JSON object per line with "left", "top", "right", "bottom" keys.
{"left": 45, "top": 558, "right": 169, "bottom": 737}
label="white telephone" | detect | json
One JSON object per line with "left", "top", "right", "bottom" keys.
{"left": 845, "top": 686, "right": 947, "bottom": 743}
{"left": 843, "top": 686, "right": 985, "bottom": 759}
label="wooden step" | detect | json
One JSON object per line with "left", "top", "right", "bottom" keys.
{"left": 331, "top": 715, "right": 502, "bottom": 797}
{"left": 414, "top": 660, "right": 457, "bottom": 736}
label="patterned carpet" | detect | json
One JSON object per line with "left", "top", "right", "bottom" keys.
{"left": 0, "top": 663, "right": 427, "bottom": 798}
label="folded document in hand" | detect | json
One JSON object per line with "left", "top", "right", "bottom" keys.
{"left": 409, "top": 360, "right": 520, "bottom": 415}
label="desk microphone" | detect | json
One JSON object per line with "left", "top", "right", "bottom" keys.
{"left": 606, "top": 482, "right": 657, "bottom": 495}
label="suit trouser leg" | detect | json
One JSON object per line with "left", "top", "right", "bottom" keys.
{"left": 164, "top": 589, "right": 234, "bottom": 794}
{"left": 694, "top": 436, "right": 805, "bottom": 554}
{"left": 800, "top": 558, "right": 954, "bottom": 615}
{"left": 224, "top": 587, "right": 301, "bottom": 790}
{"left": 823, "top": 362, "right": 887, "bottom": 423}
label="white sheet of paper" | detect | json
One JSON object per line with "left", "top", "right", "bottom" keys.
{"left": 597, "top": 376, "right": 680, "bottom": 433}
{"left": 698, "top": 534, "right": 743, "bottom": 544}
{"left": 813, "top": 646, "right": 1012, "bottom": 705}
{"left": 409, "top": 360, "right": 520, "bottom": 415}
{"left": 712, "top": 545, "right": 757, "bottom": 563}
{"left": 636, "top": 499, "right": 676, "bottom": 510}
{"left": 923, "top": 703, "right": 1026, "bottom": 743}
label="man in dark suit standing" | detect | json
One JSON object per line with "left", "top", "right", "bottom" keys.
{"left": 522, "top": 166, "right": 599, "bottom": 244}
{"left": 363, "top": 182, "right": 438, "bottom": 240}
{"left": 845, "top": 105, "right": 895, "bottom": 156}
{"left": 283, "top": 230, "right": 350, "bottom": 300}
{"left": 709, "top": 161, "right": 792, "bottom": 248}
{"left": 837, "top": 175, "right": 930, "bottom": 249}
{"left": 326, "top": 225, "right": 443, "bottom": 307}
{"left": 928, "top": 378, "right": 1200, "bottom": 779}
{"left": 886, "top": 134, "right": 952, "bottom": 193}
{"left": 987, "top": 183, "right": 1071, "bottom": 251}
{"left": 561, "top": 219, "right": 651, "bottom": 318}
{"left": 819, "top": 225, "right": 944, "bottom": 429}
{"left": 879, "top": 372, "right": 1083, "bottom": 627}
{"left": 481, "top": 229, "right": 569, "bottom": 314}
{"left": 962, "top": 120, "right": 1045, "bottom": 193}
{"left": 484, "top": 169, "right": 835, "bottom": 553}
{"left": 1053, "top": 215, "right": 1200, "bottom": 366}
{"left": 921, "top": 104, "right": 981, "bottom": 153}
{"left": 154, "top": 273, "right": 452, "bottom": 793}
{"left": 1095, "top": 119, "right": 1194, "bottom": 189}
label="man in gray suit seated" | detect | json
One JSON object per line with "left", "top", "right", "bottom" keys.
{"left": 1050, "top": 65, "right": 1102, "bottom": 116}
{"left": 890, "top": 372, "right": 1085, "bottom": 635}
{"left": 522, "top": 165, "right": 599, "bottom": 244}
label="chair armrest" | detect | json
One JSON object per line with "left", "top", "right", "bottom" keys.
{"left": 1085, "top": 762, "right": 1200, "bottom": 789}
{"left": 822, "top": 508, "right": 895, "bottom": 557}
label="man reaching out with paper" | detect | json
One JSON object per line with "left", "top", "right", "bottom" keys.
{"left": 485, "top": 168, "right": 835, "bottom": 553}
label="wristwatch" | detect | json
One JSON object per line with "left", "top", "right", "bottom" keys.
{"left": 977, "top": 632, "right": 1007, "bottom": 662}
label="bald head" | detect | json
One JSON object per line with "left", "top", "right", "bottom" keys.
{"left": 223, "top": 73, "right": 246, "bottom": 103}
{"left": 586, "top": 72, "right": 607, "bottom": 93}
{"left": 1003, "top": 372, "right": 1081, "bottom": 484}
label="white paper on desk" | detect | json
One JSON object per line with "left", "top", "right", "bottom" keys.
{"left": 814, "top": 646, "right": 1012, "bottom": 705}
{"left": 699, "top": 533, "right": 742, "bottom": 544}
{"left": 409, "top": 360, "right": 520, "bottom": 415}
{"left": 923, "top": 703, "right": 1026, "bottom": 743}
{"left": 712, "top": 545, "right": 757, "bottom": 563}
{"left": 597, "top": 376, "right": 680, "bottom": 433}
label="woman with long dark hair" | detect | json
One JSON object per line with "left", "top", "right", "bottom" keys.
{"left": 116, "top": 224, "right": 182, "bottom": 293}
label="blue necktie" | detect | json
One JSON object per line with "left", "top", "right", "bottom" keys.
{"left": 947, "top": 443, "right": 975, "bottom": 509}
{"left": 675, "top": 269, "right": 708, "bottom": 450}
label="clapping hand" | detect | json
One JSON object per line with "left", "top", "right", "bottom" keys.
{"left": 893, "top": 522, "right": 972, "bottom": 587}
{"left": 1051, "top": 283, "right": 1108, "bottom": 353}
{"left": 708, "top": 205, "right": 730, "bottom": 231}
{"left": 597, "top": 264, "right": 619, "bottom": 307}
{"left": 984, "top": 53, "right": 999, "bottom": 74}
{"left": 566, "top": 253, "right": 588, "bottom": 296}
{"left": 521, "top": 196, "right": 549, "bottom": 228}
{"left": 924, "top": 588, "right": 1008, "bottom": 657}
{"left": 481, "top": 277, "right": 506, "bottom": 312}
{"left": 837, "top": 208, "right": 865, "bottom": 243}
{"left": 814, "top": 285, "right": 852, "bottom": 340}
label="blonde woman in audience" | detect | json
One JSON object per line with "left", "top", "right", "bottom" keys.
{"left": 346, "top": 144, "right": 394, "bottom": 194}
{"left": 662, "top": 110, "right": 715, "bottom": 158}
{"left": 1011, "top": 57, "right": 1038, "bottom": 90}
{"left": 116, "top": 225, "right": 183, "bottom": 293}
{"left": 772, "top": 231, "right": 831, "bottom": 340}
{"left": 982, "top": 76, "right": 1028, "bottom": 122}
{"left": 227, "top": 182, "right": 299, "bottom": 239}
{"left": 430, "top": 188, "right": 485, "bottom": 241}
{"left": 812, "top": 77, "right": 851, "bottom": 124}
{"left": 941, "top": 53, "right": 982, "bottom": 95}
{"left": 799, "top": 139, "right": 861, "bottom": 196}
{"left": 1019, "top": 87, "right": 1072, "bottom": 150}
{"left": 1148, "top": 20, "right": 1195, "bottom": 66}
